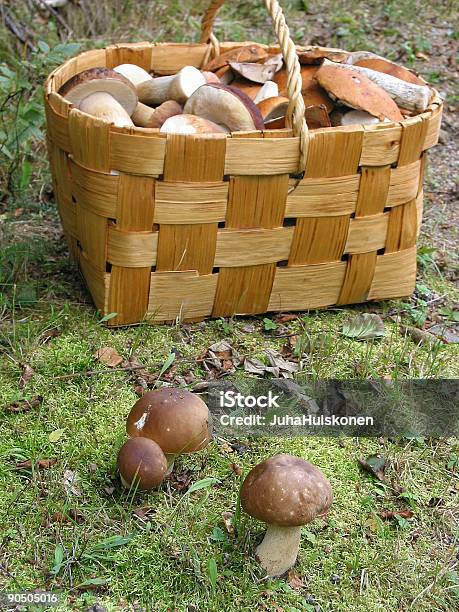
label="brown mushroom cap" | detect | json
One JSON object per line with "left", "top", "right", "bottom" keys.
{"left": 352, "top": 56, "right": 425, "bottom": 86}
{"left": 184, "top": 84, "right": 265, "bottom": 132}
{"left": 274, "top": 65, "right": 334, "bottom": 112}
{"left": 256, "top": 96, "right": 289, "bottom": 121}
{"left": 117, "top": 437, "right": 167, "bottom": 490}
{"left": 204, "top": 45, "right": 269, "bottom": 72}
{"left": 241, "top": 454, "right": 332, "bottom": 527}
{"left": 59, "top": 67, "right": 138, "bottom": 115}
{"left": 315, "top": 64, "right": 403, "bottom": 122}
{"left": 126, "top": 388, "right": 211, "bottom": 454}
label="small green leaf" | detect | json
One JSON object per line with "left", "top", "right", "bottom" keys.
{"left": 157, "top": 352, "right": 175, "bottom": 379}
{"left": 263, "top": 317, "right": 277, "bottom": 331}
{"left": 186, "top": 477, "right": 220, "bottom": 495}
{"left": 342, "top": 313, "right": 385, "bottom": 340}
{"left": 207, "top": 557, "right": 218, "bottom": 591}
{"left": 303, "top": 530, "right": 316, "bottom": 544}
{"left": 99, "top": 312, "right": 118, "bottom": 323}
{"left": 37, "top": 41, "right": 50, "bottom": 54}
{"left": 210, "top": 527, "right": 228, "bottom": 542}
{"left": 51, "top": 544, "right": 64, "bottom": 575}
{"left": 48, "top": 429, "right": 64, "bottom": 442}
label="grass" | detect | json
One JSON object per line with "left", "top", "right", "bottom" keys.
{"left": 0, "top": 0, "right": 458, "bottom": 610}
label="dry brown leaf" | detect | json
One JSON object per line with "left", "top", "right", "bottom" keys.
{"left": 222, "top": 511, "right": 234, "bottom": 535}
{"left": 287, "top": 570, "right": 305, "bottom": 590}
{"left": 16, "top": 458, "right": 57, "bottom": 470}
{"left": 229, "top": 462, "right": 242, "bottom": 476}
{"left": 19, "top": 364, "right": 35, "bottom": 388}
{"left": 5, "top": 396, "right": 43, "bottom": 413}
{"left": 94, "top": 346, "right": 123, "bottom": 367}
{"left": 40, "top": 328, "right": 61, "bottom": 344}
{"left": 379, "top": 509, "right": 413, "bottom": 519}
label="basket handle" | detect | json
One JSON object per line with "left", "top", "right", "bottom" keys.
{"left": 200, "top": 0, "right": 308, "bottom": 171}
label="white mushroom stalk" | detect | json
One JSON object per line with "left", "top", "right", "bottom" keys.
{"left": 255, "top": 524, "right": 302, "bottom": 577}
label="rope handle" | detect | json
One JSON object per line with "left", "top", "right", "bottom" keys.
{"left": 200, "top": 0, "right": 308, "bottom": 171}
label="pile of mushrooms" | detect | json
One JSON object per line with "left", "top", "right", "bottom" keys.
{"left": 58, "top": 46, "right": 434, "bottom": 134}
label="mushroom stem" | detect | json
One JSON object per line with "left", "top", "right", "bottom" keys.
{"left": 255, "top": 524, "right": 302, "bottom": 577}
{"left": 79, "top": 92, "right": 134, "bottom": 127}
{"left": 165, "top": 453, "right": 176, "bottom": 475}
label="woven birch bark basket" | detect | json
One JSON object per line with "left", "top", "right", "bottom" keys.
{"left": 44, "top": 0, "right": 442, "bottom": 326}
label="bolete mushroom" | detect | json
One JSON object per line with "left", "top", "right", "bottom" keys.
{"left": 132, "top": 100, "right": 183, "bottom": 128}
{"left": 59, "top": 67, "right": 138, "bottom": 126}
{"left": 184, "top": 84, "right": 264, "bottom": 132}
{"left": 160, "top": 114, "right": 229, "bottom": 134}
{"left": 126, "top": 388, "right": 211, "bottom": 473}
{"left": 256, "top": 96, "right": 289, "bottom": 122}
{"left": 253, "top": 81, "right": 279, "bottom": 104}
{"left": 203, "top": 44, "right": 269, "bottom": 73}
{"left": 117, "top": 437, "right": 167, "bottom": 490}
{"left": 241, "top": 454, "right": 332, "bottom": 577}
{"left": 115, "top": 64, "right": 205, "bottom": 105}
{"left": 315, "top": 63, "right": 403, "bottom": 121}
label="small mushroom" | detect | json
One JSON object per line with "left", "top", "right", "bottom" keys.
{"left": 203, "top": 45, "right": 269, "bottom": 72}
{"left": 315, "top": 63, "right": 403, "bottom": 121}
{"left": 132, "top": 100, "right": 183, "bottom": 128}
{"left": 184, "top": 84, "right": 264, "bottom": 132}
{"left": 160, "top": 114, "right": 228, "bottom": 134}
{"left": 59, "top": 67, "right": 138, "bottom": 123}
{"left": 253, "top": 81, "right": 279, "bottom": 104}
{"left": 241, "top": 454, "right": 332, "bottom": 577}
{"left": 256, "top": 96, "right": 289, "bottom": 122}
{"left": 117, "top": 437, "right": 167, "bottom": 490}
{"left": 115, "top": 64, "right": 205, "bottom": 105}
{"left": 126, "top": 388, "right": 211, "bottom": 473}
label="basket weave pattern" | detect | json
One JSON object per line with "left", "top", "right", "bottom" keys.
{"left": 45, "top": 42, "right": 442, "bottom": 326}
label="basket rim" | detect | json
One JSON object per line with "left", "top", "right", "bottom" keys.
{"left": 45, "top": 40, "right": 443, "bottom": 141}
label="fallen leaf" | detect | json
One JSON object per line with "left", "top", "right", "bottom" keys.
{"left": 15, "top": 458, "right": 57, "bottom": 470}
{"left": 274, "top": 313, "right": 299, "bottom": 323}
{"left": 222, "top": 511, "right": 234, "bottom": 535}
{"left": 94, "top": 347, "right": 123, "bottom": 367}
{"left": 168, "top": 468, "right": 194, "bottom": 492}
{"left": 400, "top": 326, "right": 440, "bottom": 346}
{"left": 200, "top": 341, "right": 242, "bottom": 378}
{"left": 104, "top": 485, "right": 115, "bottom": 496}
{"left": 132, "top": 506, "right": 155, "bottom": 521}
{"left": 62, "top": 469, "right": 82, "bottom": 496}
{"left": 68, "top": 508, "right": 85, "bottom": 524}
{"left": 19, "top": 364, "right": 35, "bottom": 388}
{"left": 229, "top": 462, "right": 242, "bottom": 475}
{"left": 265, "top": 349, "right": 300, "bottom": 378}
{"left": 89, "top": 463, "right": 98, "bottom": 473}
{"left": 40, "top": 328, "right": 61, "bottom": 343}
{"left": 49, "top": 429, "right": 65, "bottom": 443}
{"left": 5, "top": 396, "right": 43, "bottom": 413}
{"left": 379, "top": 509, "right": 413, "bottom": 519}
{"left": 358, "top": 455, "right": 387, "bottom": 481}
{"left": 287, "top": 570, "right": 304, "bottom": 590}
{"left": 342, "top": 314, "right": 385, "bottom": 340}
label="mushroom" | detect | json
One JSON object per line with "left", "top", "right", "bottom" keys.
{"left": 315, "top": 63, "right": 403, "bottom": 121}
{"left": 115, "top": 64, "right": 205, "bottom": 105}
{"left": 346, "top": 51, "right": 426, "bottom": 85}
{"left": 230, "top": 78, "right": 262, "bottom": 100}
{"left": 297, "top": 47, "right": 349, "bottom": 65}
{"left": 59, "top": 67, "right": 138, "bottom": 125}
{"left": 274, "top": 65, "right": 334, "bottom": 112}
{"left": 117, "top": 437, "right": 167, "bottom": 490}
{"left": 126, "top": 388, "right": 211, "bottom": 473}
{"left": 253, "top": 81, "right": 279, "bottom": 104}
{"left": 132, "top": 100, "right": 183, "bottom": 128}
{"left": 203, "top": 45, "right": 269, "bottom": 72}
{"left": 228, "top": 61, "right": 278, "bottom": 84}
{"left": 241, "top": 454, "right": 332, "bottom": 577}
{"left": 256, "top": 96, "right": 289, "bottom": 122}
{"left": 320, "top": 59, "right": 431, "bottom": 113}
{"left": 160, "top": 114, "right": 229, "bottom": 134}
{"left": 304, "top": 104, "right": 331, "bottom": 129}
{"left": 338, "top": 109, "right": 389, "bottom": 126}
{"left": 184, "top": 84, "right": 264, "bottom": 132}
{"left": 201, "top": 71, "right": 221, "bottom": 84}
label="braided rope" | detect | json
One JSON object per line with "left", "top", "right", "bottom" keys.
{"left": 200, "top": 0, "right": 308, "bottom": 171}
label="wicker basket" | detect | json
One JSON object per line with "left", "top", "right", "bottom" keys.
{"left": 44, "top": 0, "right": 442, "bottom": 326}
